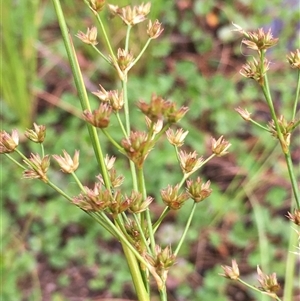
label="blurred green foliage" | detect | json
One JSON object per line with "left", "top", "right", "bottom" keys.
{"left": 1, "top": 0, "right": 299, "bottom": 300}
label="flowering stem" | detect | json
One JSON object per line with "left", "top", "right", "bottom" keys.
{"left": 122, "top": 78, "right": 138, "bottom": 191}
{"left": 284, "top": 152, "right": 300, "bottom": 208}
{"left": 249, "top": 119, "right": 269, "bottom": 131}
{"left": 41, "top": 143, "right": 45, "bottom": 157}
{"left": 237, "top": 278, "right": 282, "bottom": 301}
{"left": 115, "top": 112, "right": 128, "bottom": 137}
{"left": 91, "top": 44, "right": 110, "bottom": 64}
{"left": 174, "top": 202, "right": 197, "bottom": 256}
{"left": 137, "top": 167, "right": 155, "bottom": 253}
{"left": 52, "top": 0, "right": 111, "bottom": 192}
{"left": 94, "top": 10, "right": 115, "bottom": 60}
{"left": 101, "top": 128, "right": 125, "bottom": 152}
{"left": 153, "top": 207, "right": 170, "bottom": 233}
{"left": 159, "top": 286, "right": 168, "bottom": 301}
{"left": 292, "top": 69, "right": 300, "bottom": 120}
{"left": 132, "top": 213, "right": 152, "bottom": 254}
{"left": 125, "top": 25, "right": 132, "bottom": 52}
{"left": 46, "top": 180, "right": 73, "bottom": 202}
{"left": 283, "top": 225, "right": 298, "bottom": 301}
{"left": 132, "top": 38, "right": 152, "bottom": 66}
{"left": 71, "top": 171, "right": 85, "bottom": 191}
{"left": 5, "top": 153, "right": 26, "bottom": 169}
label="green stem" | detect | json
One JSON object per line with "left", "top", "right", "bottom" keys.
{"left": 283, "top": 225, "right": 298, "bottom": 301}
{"left": 249, "top": 119, "right": 269, "bottom": 131}
{"left": 159, "top": 285, "right": 168, "bottom": 301}
{"left": 137, "top": 167, "right": 155, "bottom": 253}
{"left": 91, "top": 44, "right": 111, "bottom": 64}
{"left": 122, "top": 242, "right": 150, "bottom": 301}
{"left": 284, "top": 152, "right": 300, "bottom": 208}
{"left": 93, "top": 8, "right": 115, "bottom": 60}
{"left": 132, "top": 38, "right": 152, "bottom": 66}
{"left": 174, "top": 202, "right": 197, "bottom": 256}
{"left": 237, "top": 278, "right": 282, "bottom": 301}
{"left": 71, "top": 171, "right": 85, "bottom": 191}
{"left": 115, "top": 112, "right": 128, "bottom": 137}
{"left": 153, "top": 207, "right": 170, "bottom": 233}
{"left": 5, "top": 153, "right": 26, "bottom": 169}
{"left": 125, "top": 25, "right": 132, "bottom": 52}
{"left": 52, "top": 0, "right": 111, "bottom": 190}
{"left": 292, "top": 70, "right": 300, "bottom": 120}
{"left": 47, "top": 180, "right": 73, "bottom": 202}
{"left": 101, "top": 128, "right": 125, "bottom": 152}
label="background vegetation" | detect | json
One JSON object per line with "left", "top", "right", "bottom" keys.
{"left": 1, "top": 0, "right": 299, "bottom": 300}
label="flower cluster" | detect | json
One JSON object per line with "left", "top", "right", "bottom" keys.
{"left": 186, "top": 177, "right": 212, "bottom": 203}
{"left": 138, "top": 94, "right": 189, "bottom": 124}
{"left": 145, "top": 245, "right": 176, "bottom": 289}
{"left": 160, "top": 184, "right": 189, "bottom": 210}
{"left": 233, "top": 24, "right": 278, "bottom": 52}
{"left": 108, "top": 3, "right": 151, "bottom": 26}
{"left": 121, "top": 131, "right": 153, "bottom": 168}
{"left": 0, "top": 130, "right": 19, "bottom": 154}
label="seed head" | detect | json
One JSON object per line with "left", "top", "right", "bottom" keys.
{"left": 145, "top": 245, "right": 176, "bottom": 288}
{"left": 267, "top": 115, "right": 295, "bottom": 149}
{"left": 166, "top": 128, "right": 189, "bottom": 147}
{"left": 89, "top": 0, "right": 105, "bottom": 12}
{"left": 76, "top": 27, "right": 98, "bottom": 45}
{"left": 128, "top": 191, "right": 153, "bottom": 213}
{"left": 178, "top": 150, "right": 203, "bottom": 174}
{"left": 186, "top": 177, "right": 212, "bottom": 203}
{"left": 240, "top": 57, "right": 270, "bottom": 85}
{"left": 211, "top": 136, "right": 231, "bottom": 157}
{"left": 0, "top": 129, "right": 19, "bottom": 154}
{"left": 145, "top": 117, "right": 164, "bottom": 137}
{"left": 83, "top": 102, "right": 112, "bottom": 128}
{"left": 242, "top": 28, "right": 278, "bottom": 52}
{"left": 104, "top": 154, "right": 116, "bottom": 170}
{"left": 25, "top": 123, "right": 46, "bottom": 143}
{"left": 164, "top": 102, "right": 189, "bottom": 124}
{"left": 52, "top": 150, "right": 79, "bottom": 173}
{"left": 73, "top": 182, "right": 111, "bottom": 212}
{"left": 147, "top": 19, "right": 164, "bottom": 39}
{"left": 257, "top": 266, "right": 280, "bottom": 296}
{"left": 108, "top": 3, "right": 151, "bottom": 26}
{"left": 220, "top": 259, "right": 240, "bottom": 280}
{"left": 235, "top": 107, "right": 252, "bottom": 121}
{"left": 287, "top": 49, "right": 300, "bottom": 69}
{"left": 23, "top": 153, "right": 50, "bottom": 183}
{"left": 160, "top": 184, "right": 189, "bottom": 210}
{"left": 233, "top": 24, "right": 278, "bottom": 52}
{"left": 121, "top": 131, "right": 153, "bottom": 168}
{"left": 286, "top": 209, "right": 300, "bottom": 225}
{"left": 93, "top": 85, "right": 124, "bottom": 112}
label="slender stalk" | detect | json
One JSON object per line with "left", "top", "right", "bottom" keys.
{"left": 159, "top": 285, "right": 168, "bottom": 301}
{"left": 174, "top": 202, "right": 197, "bottom": 256}
{"left": 132, "top": 38, "right": 152, "bottom": 66}
{"left": 137, "top": 167, "right": 155, "bottom": 253}
{"left": 52, "top": 0, "right": 111, "bottom": 191}
{"left": 249, "top": 119, "right": 269, "bottom": 131}
{"left": 153, "top": 207, "right": 170, "bottom": 233}
{"left": 283, "top": 225, "right": 298, "bottom": 301}
{"left": 101, "top": 128, "right": 125, "bottom": 152}
{"left": 237, "top": 278, "right": 282, "bottom": 301}
{"left": 122, "top": 242, "right": 150, "bottom": 301}
{"left": 292, "top": 70, "right": 300, "bottom": 120}
{"left": 284, "top": 152, "right": 300, "bottom": 208}
{"left": 71, "top": 172, "right": 85, "bottom": 191}
{"left": 5, "top": 153, "right": 26, "bottom": 169}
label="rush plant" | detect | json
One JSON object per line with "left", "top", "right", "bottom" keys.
{"left": 1, "top": 1, "right": 231, "bottom": 300}
{"left": 220, "top": 25, "right": 300, "bottom": 301}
